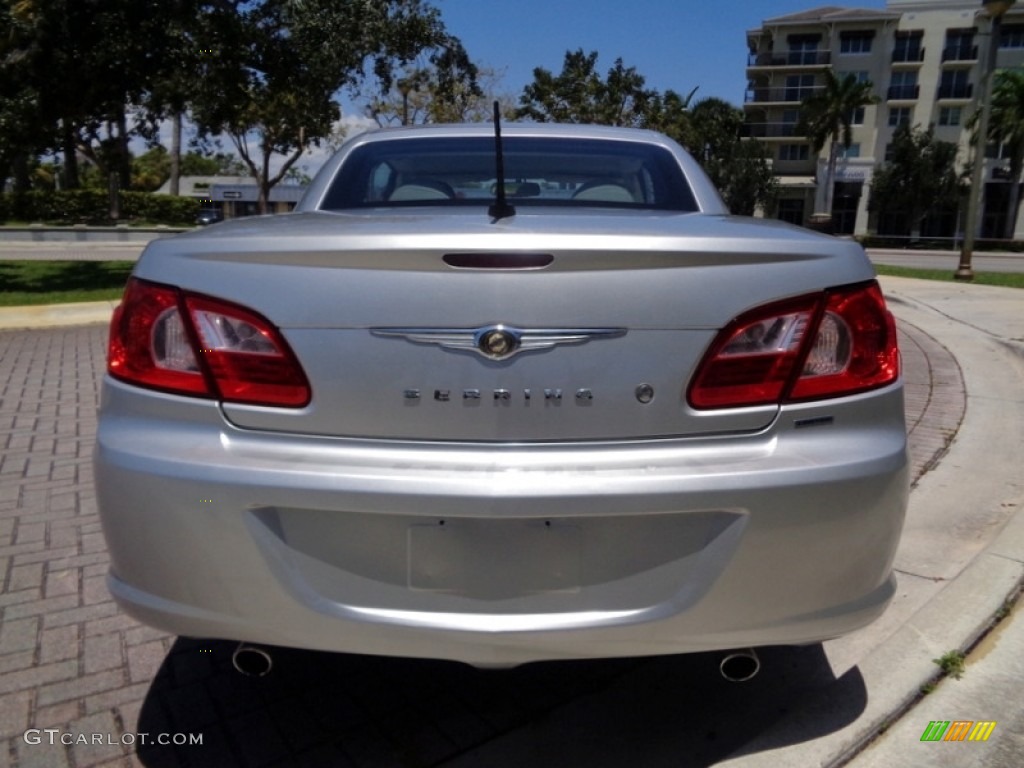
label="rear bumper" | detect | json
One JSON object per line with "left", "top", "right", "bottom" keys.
{"left": 95, "top": 376, "right": 909, "bottom": 666}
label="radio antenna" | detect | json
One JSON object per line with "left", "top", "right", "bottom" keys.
{"left": 488, "top": 101, "right": 516, "bottom": 222}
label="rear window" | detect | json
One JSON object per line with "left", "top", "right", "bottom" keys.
{"left": 319, "top": 136, "right": 698, "bottom": 212}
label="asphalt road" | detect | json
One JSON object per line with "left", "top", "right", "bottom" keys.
{"left": 867, "top": 248, "right": 1024, "bottom": 274}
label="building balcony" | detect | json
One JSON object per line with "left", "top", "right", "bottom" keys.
{"left": 740, "top": 122, "right": 804, "bottom": 139}
{"left": 773, "top": 159, "right": 817, "bottom": 176}
{"left": 937, "top": 83, "right": 974, "bottom": 100}
{"left": 941, "top": 45, "right": 978, "bottom": 63}
{"left": 891, "top": 47, "right": 925, "bottom": 64}
{"left": 744, "top": 86, "right": 823, "bottom": 104}
{"left": 887, "top": 84, "right": 920, "bottom": 100}
{"left": 747, "top": 51, "right": 832, "bottom": 68}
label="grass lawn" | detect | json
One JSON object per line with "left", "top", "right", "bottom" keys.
{"left": 874, "top": 264, "right": 1024, "bottom": 289}
{"left": 0, "top": 261, "right": 133, "bottom": 306}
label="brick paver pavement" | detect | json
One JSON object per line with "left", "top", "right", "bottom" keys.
{"left": 0, "top": 319, "right": 964, "bottom": 768}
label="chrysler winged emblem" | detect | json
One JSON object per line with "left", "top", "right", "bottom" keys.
{"left": 371, "top": 325, "right": 626, "bottom": 361}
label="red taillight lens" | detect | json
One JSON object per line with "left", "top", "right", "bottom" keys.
{"left": 688, "top": 281, "right": 899, "bottom": 409}
{"left": 186, "top": 296, "right": 311, "bottom": 406}
{"left": 686, "top": 295, "right": 817, "bottom": 408}
{"left": 108, "top": 278, "right": 311, "bottom": 407}
{"left": 788, "top": 282, "right": 899, "bottom": 401}
{"left": 108, "top": 279, "right": 210, "bottom": 396}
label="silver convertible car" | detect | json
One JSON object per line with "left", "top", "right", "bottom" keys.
{"left": 95, "top": 122, "right": 908, "bottom": 673}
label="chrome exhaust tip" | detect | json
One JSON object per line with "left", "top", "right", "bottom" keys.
{"left": 231, "top": 643, "right": 273, "bottom": 677}
{"left": 719, "top": 648, "right": 760, "bottom": 682}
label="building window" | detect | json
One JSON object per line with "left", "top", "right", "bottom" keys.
{"left": 787, "top": 34, "right": 822, "bottom": 65}
{"left": 782, "top": 109, "right": 801, "bottom": 136}
{"left": 938, "top": 106, "right": 962, "bottom": 126}
{"left": 840, "top": 31, "right": 874, "bottom": 54}
{"left": 889, "top": 71, "right": 919, "bottom": 100}
{"left": 943, "top": 28, "right": 977, "bottom": 61}
{"left": 888, "top": 107, "right": 912, "bottom": 127}
{"left": 832, "top": 182, "right": 862, "bottom": 236}
{"left": 778, "top": 144, "right": 810, "bottom": 161}
{"left": 893, "top": 30, "right": 924, "bottom": 62}
{"left": 777, "top": 198, "right": 805, "bottom": 226}
{"left": 1000, "top": 23, "right": 1024, "bottom": 48}
{"left": 939, "top": 69, "right": 972, "bottom": 100}
{"left": 884, "top": 143, "right": 895, "bottom": 163}
{"left": 785, "top": 74, "right": 816, "bottom": 101}
{"left": 850, "top": 106, "right": 865, "bottom": 126}
{"left": 837, "top": 144, "right": 861, "bottom": 159}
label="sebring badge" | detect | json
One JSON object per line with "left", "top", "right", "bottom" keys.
{"left": 371, "top": 325, "right": 626, "bottom": 361}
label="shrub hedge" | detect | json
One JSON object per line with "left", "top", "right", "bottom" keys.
{"left": 0, "top": 190, "right": 199, "bottom": 226}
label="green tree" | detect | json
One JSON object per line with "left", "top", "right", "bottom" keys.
{"left": 190, "top": 0, "right": 467, "bottom": 213}
{"left": 687, "top": 97, "right": 741, "bottom": 166}
{"left": 1, "top": 0, "right": 54, "bottom": 191}
{"left": 868, "top": 125, "right": 965, "bottom": 240}
{"left": 367, "top": 68, "right": 433, "bottom": 126}
{"left": 132, "top": 146, "right": 171, "bottom": 191}
{"left": 987, "top": 68, "right": 1024, "bottom": 239}
{"left": 180, "top": 151, "right": 248, "bottom": 177}
{"left": 641, "top": 86, "right": 698, "bottom": 147}
{"left": 516, "top": 54, "right": 775, "bottom": 214}
{"left": 131, "top": 147, "right": 242, "bottom": 191}
{"left": 81, "top": 1, "right": 171, "bottom": 192}
{"left": 687, "top": 98, "right": 777, "bottom": 215}
{"left": 517, "top": 49, "right": 701, "bottom": 144}
{"left": 364, "top": 59, "right": 493, "bottom": 126}
{"left": 1, "top": 0, "right": 195, "bottom": 194}
{"left": 798, "top": 71, "right": 878, "bottom": 218}
{"left": 425, "top": 43, "right": 486, "bottom": 122}
{"left": 141, "top": 0, "right": 216, "bottom": 196}
{"left": 516, "top": 50, "right": 658, "bottom": 127}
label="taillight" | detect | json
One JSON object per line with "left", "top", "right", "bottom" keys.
{"left": 788, "top": 282, "right": 899, "bottom": 401}
{"left": 688, "top": 281, "right": 899, "bottom": 409}
{"left": 108, "top": 278, "right": 311, "bottom": 407}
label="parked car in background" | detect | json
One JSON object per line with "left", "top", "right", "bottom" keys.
{"left": 95, "top": 123, "right": 908, "bottom": 673}
{"left": 195, "top": 208, "right": 223, "bottom": 225}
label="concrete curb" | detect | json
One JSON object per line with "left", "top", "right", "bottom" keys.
{"left": 0, "top": 301, "right": 115, "bottom": 330}
{"left": 717, "top": 544, "right": 1024, "bottom": 767}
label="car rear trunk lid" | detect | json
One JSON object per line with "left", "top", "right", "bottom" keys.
{"left": 135, "top": 211, "right": 874, "bottom": 441}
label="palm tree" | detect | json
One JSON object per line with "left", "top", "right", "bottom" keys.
{"left": 798, "top": 71, "right": 878, "bottom": 219}
{"left": 987, "top": 68, "right": 1024, "bottom": 239}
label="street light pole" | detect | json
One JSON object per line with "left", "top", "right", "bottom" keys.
{"left": 956, "top": 0, "right": 1016, "bottom": 281}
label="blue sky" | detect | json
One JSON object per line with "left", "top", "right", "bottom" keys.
{"left": 431, "top": 0, "right": 890, "bottom": 107}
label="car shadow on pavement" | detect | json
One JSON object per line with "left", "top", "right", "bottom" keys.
{"left": 135, "top": 637, "right": 866, "bottom": 767}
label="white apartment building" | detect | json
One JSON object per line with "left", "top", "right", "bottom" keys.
{"left": 744, "top": 1, "right": 1024, "bottom": 239}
